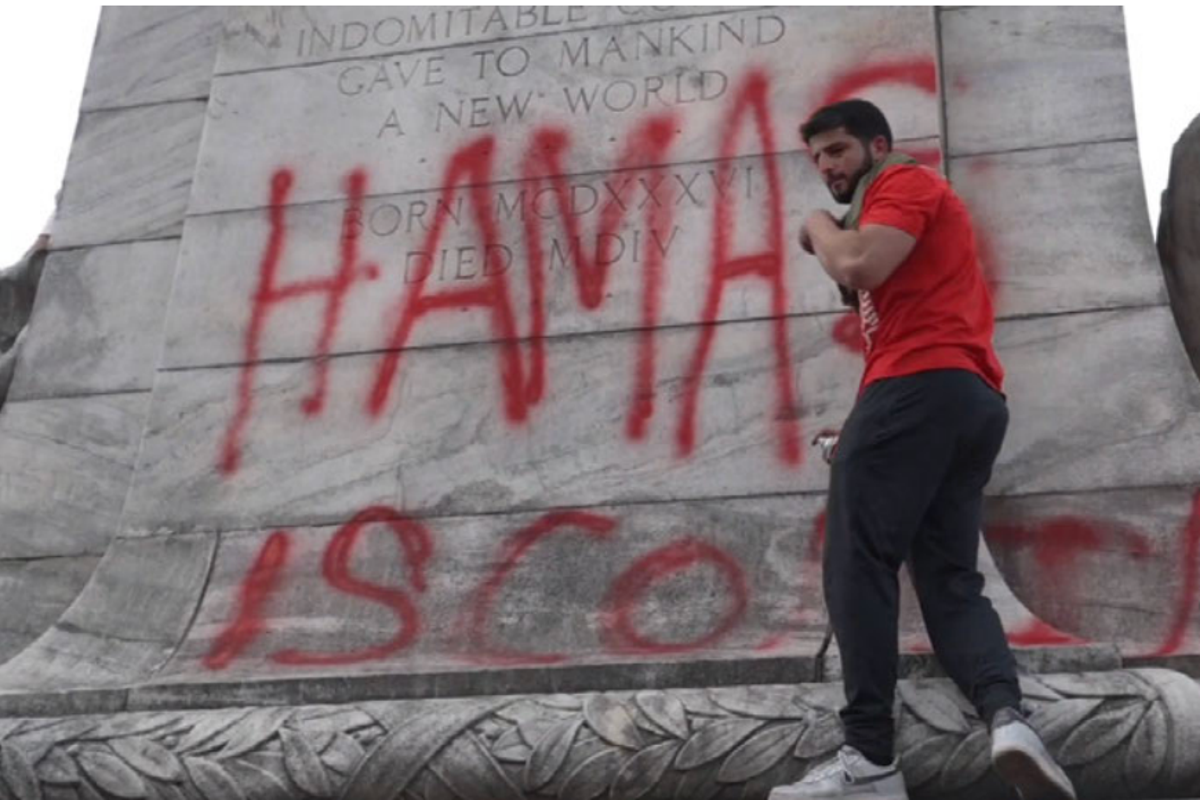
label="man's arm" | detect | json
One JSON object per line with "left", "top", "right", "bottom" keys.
{"left": 802, "top": 210, "right": 916, "bottom": 291}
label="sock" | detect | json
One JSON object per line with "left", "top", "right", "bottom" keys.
{"left": 985, "top": 703, "right": 1024, "bottom": 729}
{"left": 859, "top": 748, "right": 894, "bottom": 768}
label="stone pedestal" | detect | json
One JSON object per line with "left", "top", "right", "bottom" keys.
{"left": 0, "top": 670, "right": 1196, "bottom": 800}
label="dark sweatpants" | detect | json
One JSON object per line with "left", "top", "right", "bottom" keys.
{"left": 824, "top": 368, "right": 1021, "bottom": 765}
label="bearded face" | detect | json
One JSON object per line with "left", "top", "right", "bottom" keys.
{"left": 807, "top": 128, "right": 877, "bottom": 204}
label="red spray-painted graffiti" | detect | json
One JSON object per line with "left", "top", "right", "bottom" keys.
{"left": 1151, "top": 490, "right": 1200, "bottom": 656}
{"left": 801, "top": 495, "right": 1200, "bottom": 654}
{"left": 204, "top": 507, "right": 761, "bottom": 671}
{"left": 802, "top": 505, "right": 1089, "bottom": 650}
{"left": 462, "top": 510, "right": 618, "bottom": 666}
{"left": 204, "top": 506, "right": 433, "bottom": 670}
{"left": 272, "top": 506, "right": 433, "bottom": 667}
{"left": 984, "top": 493, "right": 1200, "bottom": 654}
{"left": 601, "top": 537, "right": 749, "bottom": 656}
{"left": 218, "top": 57, "right": 967, "bottom": 472}
{"left": 204, "top": 491, "right": 1200, "bottom": 670}
{"left": 204, "top": 530, "right": 291, "bottom": 671}
{"left": 520, "top": 114, "right": 679, "bottom": 440}
{"left": 205, "top": 54, "right": 1200, "bottom": 667}
{"left": 367, "top": 138, "right": 529, "bottom": 424}
{"left": 219, "top": 170, "right": 380, "bottom": 476}
{"left": 678, "top": 71, "right": 801, "bottom": 465}
{"left": 985, "top": 516, "right": 1151, "bottom": 647}
{"left": 218, "top": 69, "right": 813, "bottom": 477}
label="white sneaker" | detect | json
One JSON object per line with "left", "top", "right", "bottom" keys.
{"left": 768, "top": 745, "right": 909, "bottom": 800}
{"left": 990, "top": 708, "right": 1077, "bottom": 800}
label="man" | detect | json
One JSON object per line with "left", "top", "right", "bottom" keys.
{"left": 768, "top": 100, "right": 1075, "bottom": 800}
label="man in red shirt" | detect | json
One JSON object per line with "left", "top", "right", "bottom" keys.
{"left": 768, "top": 100, "right": 1075, "bottom": 800}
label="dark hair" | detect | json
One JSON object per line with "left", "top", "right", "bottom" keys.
{"left": 800, "top": 99, "right": 893, "bottom": 149}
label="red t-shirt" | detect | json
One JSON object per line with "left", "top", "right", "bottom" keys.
{"left": 855, "top": 164, "right": 1005, "bottom": 394}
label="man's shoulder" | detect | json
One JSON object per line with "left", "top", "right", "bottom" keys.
{"left": 866, "top": 163, "right": 948, "bottom": 208}
{"left": 876, "top": 162, "right": 945, "bottom": 190}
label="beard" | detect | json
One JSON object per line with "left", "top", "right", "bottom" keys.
{"left": 828, "top": 150, "right": 876, "bottom": 204}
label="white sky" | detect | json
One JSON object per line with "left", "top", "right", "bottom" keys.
{"left": 1, "top": 3, "right": 1197, "bottom": 267}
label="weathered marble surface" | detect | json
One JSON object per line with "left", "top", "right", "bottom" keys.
{"left": 152, "top": 496, "right": 836, "bottom": 682}
{"left": 146, "top": 494, "right": 1148, "bottom": 683}
{"left": 122, "top": 306, "right": 1200, "bottom": 535}
{"left": 8, "top": 241, "right": 180, "bottom": 400}
{"left": 2, "top": 7, "right": 1197, "bottom": 763}
{"left": 0, "top": 555, "right": 101, "bottom": 663}
{"left": 160, "top": 145, "right": 909, "bottom": 368}
{"left": 0, "top": 485, "right": 1150, "bottom": 691}
{"left": 941, "top": 6, "right": 1136, "bottom": 156}
{"left": 950, "top": 140, "right": 1163, "bottom": 315}
{"left": 990, "top": 307, "right": 1200, "bottom": 496}
{"left": 0, "top": 393, "right": 149, "bottom": 559}
{"left": 0, "top": 535, "right": 215, "bottom": 691}
{"left": 52, "top": 101, "right": 207, "bottom": 249}
{"left": 191, "top": 7, "right": 938, "bottom": 213}
{"left": 216, "top": 6, "right": 745, "bottom": 74}
{"left": 161, "top": 135, "right": 1167, "bottom": 373}
{"left": 127, "top": 312, "right": 859, "bottom": 533}
{"left": 81, "top": 6, "right": 225, "bottom": 111}
{"left": 985, "top": 486, "right": 1200, "bottom": 655}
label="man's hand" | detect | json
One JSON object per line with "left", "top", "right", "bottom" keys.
{"left": 801, "top": 210, "right": 839, "bottom": 256}
{"left": 802, "top": 210, "right": 917, "bottom": 291}
{"left": 812, "top": 429, "right": 840, "bottom": 465}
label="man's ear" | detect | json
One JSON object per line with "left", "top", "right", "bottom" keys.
{"left": 869, "top": 135, "right": 890, "bottom": 161}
